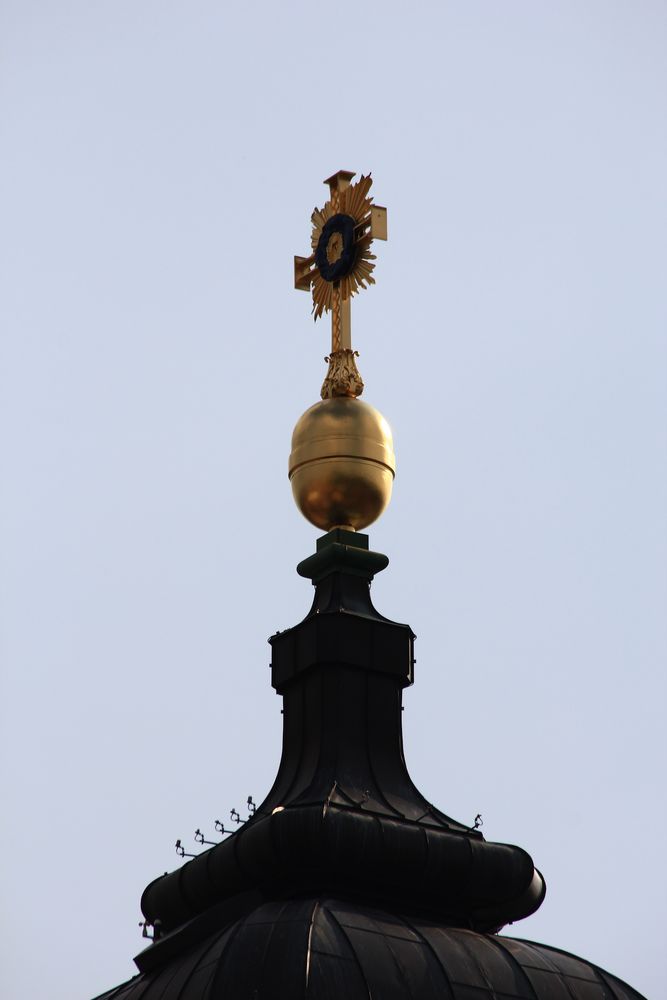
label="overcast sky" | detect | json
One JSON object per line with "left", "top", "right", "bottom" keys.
{"left": 1, "top": 2, "right": 665, "bottom": 998}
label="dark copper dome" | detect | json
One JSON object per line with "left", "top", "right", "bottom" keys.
{"left": 96, "top": 897, "right": 644, "bottom": 1000}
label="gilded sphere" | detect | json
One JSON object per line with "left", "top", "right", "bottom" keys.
{"left": 288, "top": 397, "right": 395, "bottom": 532}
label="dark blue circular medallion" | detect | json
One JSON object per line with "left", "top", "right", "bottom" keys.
{"left": 315, "top": 213, "right": 356, "bottom": 282}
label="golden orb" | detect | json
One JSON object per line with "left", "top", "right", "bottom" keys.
{"left": 289, "top": 397, "right": 395, "bottom": 532}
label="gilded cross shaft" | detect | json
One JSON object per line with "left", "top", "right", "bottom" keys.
{"left": 294, "top": 170, "right": 387, "bottom": 399}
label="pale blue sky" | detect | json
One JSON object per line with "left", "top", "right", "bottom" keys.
{"left": 1, "top": 2, "right": 665, "bottom": 998}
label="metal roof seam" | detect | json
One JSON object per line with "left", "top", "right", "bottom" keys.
{"left": 305, "top": 900, "right": 320, "bottom": 994}
{"left": 483, "top": 934, "right": 542, "bottom": 1000}
{"left": 323, "top": 901, "right": 374, "bottom": 1000}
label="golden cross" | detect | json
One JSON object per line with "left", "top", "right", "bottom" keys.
{"left": 294, "top": 171, "right": 387, "bottom": 361}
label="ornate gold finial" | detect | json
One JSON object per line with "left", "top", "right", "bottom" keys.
{"left": 294, "top": 171, "right": 387, "bottom": 400}
{"left": 289, "top": 171, "right": 395, "bottom": 534}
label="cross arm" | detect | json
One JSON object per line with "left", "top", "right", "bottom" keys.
{"left": 294, "top": 255, "right": 317, "bottom": 292}
{"left": 370, "top": 206, "right": 387, "bottom": 241}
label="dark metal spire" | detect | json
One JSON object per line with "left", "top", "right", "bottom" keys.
{"left": 137, "top": 530, "right": 544, "bottom": 974}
